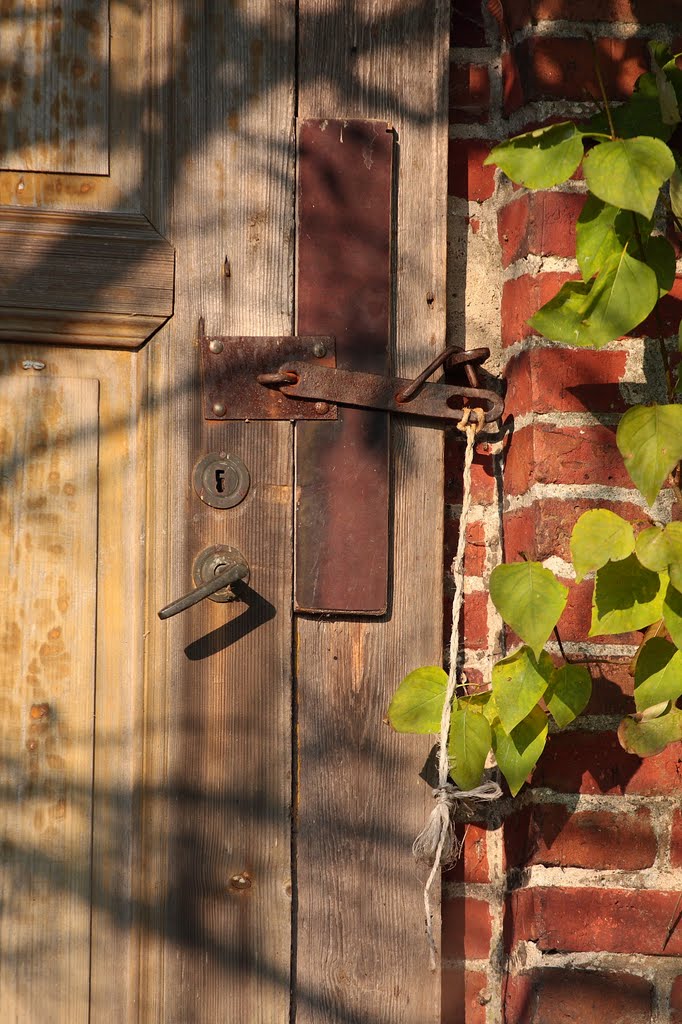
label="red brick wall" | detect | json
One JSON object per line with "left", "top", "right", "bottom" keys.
{"left": 445, "top": 2, "right": 682, "bottom": 1020}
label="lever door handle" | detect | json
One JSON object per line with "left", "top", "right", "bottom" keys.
{"left": 158, "top": 545, "right": 249, "bottom": 620}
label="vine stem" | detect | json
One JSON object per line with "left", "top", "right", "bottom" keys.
{"left": 591, "top": 36, "right": 616, "bottom": 139}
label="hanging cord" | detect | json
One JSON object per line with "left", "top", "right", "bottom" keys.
{"left": 413, "top": 407, "right": 503, "bottom": 971}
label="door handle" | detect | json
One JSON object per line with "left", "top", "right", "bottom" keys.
{"left": 158, "top": 545, "right": 249, "bottom": 620}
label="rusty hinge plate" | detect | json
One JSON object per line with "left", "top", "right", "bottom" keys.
{"left": 199, "top": 321, "right": 338, "bottom": 421}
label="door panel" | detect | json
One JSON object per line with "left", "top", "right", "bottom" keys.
{"left": 0, "top": 3, "right": 449, "bottom": 1022}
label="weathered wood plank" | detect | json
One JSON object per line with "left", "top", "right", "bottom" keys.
{"left": 0, "top": 374, "right": 98, "bottom": 1022}
{"left": 0, "top": 0, "right": 108, "bottom": 174}
{"left": 295, "top": 2, "right": 450, "bottom": 1021}
{"left": 0, "top": 208, "right": 174, "bottom": 347}
{"left": 139, "top": 4, "right": 297, "bottom": 1020}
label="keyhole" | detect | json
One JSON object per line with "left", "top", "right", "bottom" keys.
{"left": 215, "top": 468, "right": 226, "bottom": 494}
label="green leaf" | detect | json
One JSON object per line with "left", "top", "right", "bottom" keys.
{"left": 671, "top": 168, "right": 682, "bottom": 222}
{"left": 489, "top": 562, "right": 568, "bottom": 657}
{"left": 448, "top": 707, "right": 492, "bottom": 791}
{"left": 581, "top": 75, "right": 672, "bottom": 142}
{"left": 529, "top": 248, "right": 659, "bottom": 349}
{"left": 570, "top": 509, "right": 635, "bottom": 582}
{"left": 650, "top": 43, "right": 682, "bottom": 124}
{"left": 665, "top": 523, "right": 682, "bottom": 593}
{"left": 575, "top": 197, "right": 622, "bottom": 280}
{"left": 635, "top": 526, "right": 671, "bottom": 572}
{"left": 492, "top": 706, "right": 548, "bottom": 796}
{"left": 591, "top": 554, "right": 667, "bottom": 636}
{"left": 583, "top": 137, "right": 675, "bottom": 219}
{"left": 634, "top": 637, "right": 682, "bottom": 710}
{"left": 663, "top": 580, "right": 682, "bottom": 648}
{"left": 492, "top": 646, "right": 553, "bottom": 734}
{"left": 617, "top": 404, "right": 682, "bottom": 505}
{"left": 545, "top": 663, "right": 592, "bottom": 727}
{"left": 484, "top": 122, "right": 584, "bottom": 189}
{"left": 387, "top": 666, "right": 447, "bottom": 733}
{"left": 646, "top": 235, "right": 676, "bottom": 295}
{"left": 618, "top": 706, "right": 682, "bottom": 755}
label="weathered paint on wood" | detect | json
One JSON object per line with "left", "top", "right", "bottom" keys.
{"left": 0, "top": 208, "right": 174, "bottom": 347}
{"left": 0, "top": 374, "right": 98, "bottom": 1022}
{"left": 295, "top": 1, "right": 450, "bottom": 1020}
{"left": 139, "top": 3, "right": 297, "bottom": 1020}
{"left": 0, "top": 0, "right": 109, "bottom": 174}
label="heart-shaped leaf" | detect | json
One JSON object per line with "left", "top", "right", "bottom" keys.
{"left": 591, "top": 554, "right": 667, "bottom": 635}
{"left": 634, "top": 637, "right": 682, "bottom": 710}
{"left": 492, "top": 646, "right": 553, "bottom": 734}
{"left": 529, "top": 248, "right": 659, "bottom": 349}
{"left": 575, "top": 197, "right": 622, "bottom": 280}
{"left": 545, "top": 663, "right": 592, "bottom": 727}
{"left": 570, "top": 509, "right": 635, "bottom": 582}
{"left": 663, "top": 580, "right": 682, "bottom": 647}
{"left": 484, "top": 122, "right": 584, "bottom": 189}
{"left": 387, "top": 666, "right": 447, "bottom": 733}
{"left": 583, "top": 137, "right": 675, "bottom": 219}
{"left": 448, "top": 707, "right": 492, "bottom": 791}
{"left": 618, "top": 706, "right": 682, "bottom": 755}
{"left": 646, "top": 235, "right": 676, "bottom": 295}
{"left": 492, "top": 706, "right": 548, "bottom": 796}
{"left": 489, "top": 562, "right": 568, "bottom": 657}
{"left": 617, "top": 404, "right": 682, "bottom": 505}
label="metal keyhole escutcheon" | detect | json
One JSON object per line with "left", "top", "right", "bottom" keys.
{"left": 193, "top": 453, "right": 250, "bottom": 509}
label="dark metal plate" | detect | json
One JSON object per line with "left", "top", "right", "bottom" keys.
{"left": 295, "top": 118, "right": 393, "bottom": 615}
{"left": 199, "top": 326, "right": 337, "bottom": 421}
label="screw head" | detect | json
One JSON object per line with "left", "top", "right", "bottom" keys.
{"left": 312, "top": 341, "right": 327, "bottom": 358}
{"left": 212, "top": 401, "right": 226, "bottom": 417}
{"left": 314, "top": 401, "right": 330, "bottom": 415}
{"left": 208, "top": 338, "right": 224, "bottom": 354}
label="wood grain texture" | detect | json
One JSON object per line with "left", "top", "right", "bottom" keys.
{"left": 0, "top": 208, "right": 174, "bottom": 347}
{"left": 0, "top": 373, "right": 98, "bottom": 1022}
{"left": 295, "top": 2, "right": 450, "bottom": 1021}
{"left": 139, "top": 3, "right": 297, "bottom": 1020}
{"left": 0, "top": 0, "right": 109, "bottom": 174}
{"left": 0, "top": 346, "right": 151, "bottom": 1024}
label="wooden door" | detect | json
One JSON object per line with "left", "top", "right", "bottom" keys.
{"left": 0, "top": 3, "right": 449, "bottom": 1022}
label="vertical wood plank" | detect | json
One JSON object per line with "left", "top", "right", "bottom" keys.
{"left": 140, "top": 3, "right": 297, "bottom": 1021}
{"left": 295, "top": 2, "right": 450, "bottom": 1021}
{"left": 0, "top": 375, "right": 98, "bottom": 1023}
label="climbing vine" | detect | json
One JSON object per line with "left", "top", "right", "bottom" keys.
{"left": 389, "top": 42, "right": 682, "bottom": 796}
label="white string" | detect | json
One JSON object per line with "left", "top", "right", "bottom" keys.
{"left": 412, "top": 409, "right": 502, "bottom": 970}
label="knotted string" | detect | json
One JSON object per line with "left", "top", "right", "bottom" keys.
{"left": 413, "top": 407, "right": 503, "bottom": 970}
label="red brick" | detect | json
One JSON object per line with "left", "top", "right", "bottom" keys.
{"left": 448, "top": 139, "right": 496, "bottom": 202}
{"left": 445, "top": 517, "right": 487, "bottom": 578}
{"left": 507, "top": 886, "right": 682, "bottom": 956}
{"left": 584, "top": 659, "right": 635, "bottom": 716}
{"left": 637, "top": 277, "right": 682, "bottom": 337}
{"left": 502, "top": 498, "right": 647, "bottom": 564}
{"left": 449, "top": 64, "right": 490, "bottom": 124}
{"left": 445, "top": 433, "right": 496, "bottom": 505}
{"left": 504, "top": 968, "right": 653, "bottom": 1024}
{"left": 672, "top": 975, "right": 682, "bottom": 1024}
{"left": 501, "top": 273, "right": 577, "bottom": 347}
{"left": 450, "top": 0, "right": 487, "bottom": 47}
{"left": 444, "top": 821, "right": 491, "bottom": 884}
{"left": 532, "top": 730, "right": 682, "bottom": 795}
{"left": 516, "top": 37, "right": 648, "bottom": 103}
{"left": 498, "top": 192, "right": 586, "bottom": 268}
{"left": 531, "top": 0, "right": 674, "bottom": 23}
{"left": 505, "top": 347, "right": 629, "bottom": 417}
{"left": 671, "top": 808, "right": 682, "bottom": 868}
{"left": 442, "top": 897, "right": 492, "bottom": 959}
{"left": 506, "top": 803, "right": 656, "bottom": 870}
{"left": 502, "top": 50, "right": 525, "bottom": 116}
{"left": 442, "top": 967, "right": 488, "bottom": 1024}
{"left": 460, "top": 589, "right": 489, "bottom": 650}
{"left": 504, "top": 423, "right": 630, "bottom": 496}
